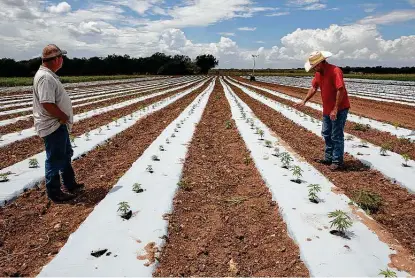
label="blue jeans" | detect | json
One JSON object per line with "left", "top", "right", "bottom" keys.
{"left": 43, "top": 125, "right": 76, "bottom": 194}
{"left": 322, "top": 109, "right": 349, "bottom": 164}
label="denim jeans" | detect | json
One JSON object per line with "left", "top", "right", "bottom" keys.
{"left": 43, "top": 124, "right": 76, "bottom": 195}
{"left": 321, "top": 109, "right": 349, "bottom": 164}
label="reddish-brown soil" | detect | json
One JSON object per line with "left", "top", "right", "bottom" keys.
{"left": 0, "top": 80, "right": 197, "bottom": 123}
{"left": 226, "top": 81, "right": 415, "bottom": 257}
{"left": 234, "top": 77, "right": 415, "bottom": 130}
{"left": 155, "top": 81, "right": 308, "bottom": 276}
{"left": 232, "top": 80, "right": 415, "bottom": 161}
{"left": 0, "top": 81, "right": 210, "bottom": 170}
{"left": 0, "top": 83, "right": 202, "bottom": 277}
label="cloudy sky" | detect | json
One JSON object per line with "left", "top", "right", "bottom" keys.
{"left": 1, "top": 0, "right": 415, "bottom": 68}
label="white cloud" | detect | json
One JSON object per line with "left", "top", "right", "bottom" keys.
{"left": 408, "top": 0, "right": 415, "bottom": 6}
{"left": 238, "top": 27, "right": 256, "bottom": 31}
{"left": 301, "top": 3, "right": 326, "bottom": 10}
{"left": 115, "top": 0, "right": 163, "bottom": 15}
{"left": 358, "top": 10, "right": 415, "bottom": 25}
{"left": 360, "top": 3, "right": 379, "bottom": 13}
{"left": 218, "top": 32, "right": 236, "bottom": 36}
{"left": 47, "top": 2, "right": 71, "bottom": 14}
{"left": 266, "top": 11, "right": 290, "bottom": 16}
{"left": 256, "top": 41, "right": 265, "bottom": 44}
{"left": 287, "top": 0, "right": 326, "bottom": 10}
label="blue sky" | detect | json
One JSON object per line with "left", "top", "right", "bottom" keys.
{"left": 1, "top": 0, "right": 415, "bottom": 68}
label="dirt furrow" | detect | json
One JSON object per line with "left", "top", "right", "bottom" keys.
{"left": 235, "top": 77, "right": 415, "bottom": 130}
{"left": 155, "top": 81, "right": 308, "bottom": 277}
{"left": 226, "top": 81, "right": 415, "bottom": 257}
{"left": 0, "top": 82, "right": 203, "bottom": 277}
{"left": 232, "top": 80, "right": 415, "bottom": 160}
{"left": 0, "top": 81, "right": 210, "bottom": 170}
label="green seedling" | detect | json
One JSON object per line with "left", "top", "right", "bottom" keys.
{"left": 328, "top": 210, "right": 353, "bottom": 234}
{"left": 177, "top": 179, "right": 192, "bottom": 191}
{"left": 265, "top": 140, "right": 272, "bottom": 148}
{"left": 176, "top": 123, "right": 181, "bottom": 128}
{"left": 159, "top": 145, "right": 165, "bottom": 151}
{"left": 308, "top": 184, "right": 321, "bottom": 203}
{"left": 113, "top": 118, "right": 119, "bottom": 126}
{"left": 250, "top": 122, "right": 255, "bottom": 129}
{"left": 0, "top": 133, "right": 2, "bottom": 141}
{"left": 0, "top": 173, "right": 10, "bottom": 182}
{"left": 380, "top": 143, "right": 391, "bottom": 156}
{"left": 244, "top": 155, "right": 252, "bottom": 165}
{"left": 379, "top": 269, "right": 397, "bottom": 278}
{"left": 98, "top": 127, "right": 102, "bottom": 134}
{"left": 291, "top": 165, "right": 303, "bottom": 183}
{"left": 258, "top": 129, "right": 264, "bottom": 140}
{"left": 393, "top": 122, "right": 401, "bottom": 129}
{"left": 171, "top": 133, "right": 176, "bottom": 138}
{"left": 106, "top": 124, "right": 110, "bottom": 130}
{"left": 117, "top": 201, "right": 131, "bottom": 215}
{"left": 166, "top": 138, "right": 170, "bottom": 144}
{"left": 174, "top": 128, "right": 179, "bottom": 133}
{"left": 353, "top": 189, "right": 382, "bottom": 214}
{"left": 146, "top": 165, "right": 154, "bottom": 173}
{"left": 402, "top": 154, "right": 410, "bottom": 167}
{"left": 123, "top": 117, "right": 127, "bottom": 123}
{"left": 151, "top": 155, "right": 159, "bottom": 161}
{"left": 132, "top": 183, "right": 144, "bottom": 193}
{"left": 225, "top": 120, "right": 232, "bottom": 129}
{"left": 85, "top": 132, "right": 90, "bottom": 141}
{"left": 273, "top": 147, "right": 280, "bottom": 157}
{"left": 359, "top": 140, "right": 368, "bottom": 148}
{"left": 29, "top": 158, "right": 39, "bottom": 168}
{"left": 255, "top": 127, "right": 260, "bottom": 134}
{"left": 18, "top": 130, "right": 22, "bottom": 136}
{"left": 280, "top": 152, "right": 293, "bottom": 169}
{"left": 70, "top": 135, "right": 76, "bottom": 147}
{"left": 352, "top": 123, "right": 370, "bottom": 132}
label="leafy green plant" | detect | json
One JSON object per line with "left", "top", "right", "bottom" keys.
{"left": 273, "top": 147, "right": 280, "bottom": 157}
{"left": 177, "top": 179, "right": 192, "bottom": 191}
{"left": 308, "top": 184, "right": 321, "bottom": 203}
{"left": 146, "top": 165, "right": 154, "bottom": 173}
{"left": 353, "top": 189, "right": 382, "bottom": 214}
{"left": 225, "top": 120, "right": 232, "bottom": 129}
{"left": 123, "top": 117, "right": 127, "bottom": 123}
{"left": 0, "top": 173, "right": 10, "bottom": 182}
{"left": 328, "top": 210, "right": 353, "bottom": 233}
{"left": 171, "top": 133, "right": 176, "bottom": 138}
{"left": 255, "top": 127, "right": 260, "bottom": 134}
{"left": 117, "top": 201, "right": 130, "bottom": 215}
{"left": 98, "top": 127, "right": 102, "bottom": 134}
{"left": 393, "top": 122, "right": 401, "bottom": 129}
{"left": 250, "top": 121, "right": 255, "bottom": 129}
{"left": 244, "top": 155, "right": 252, "bottom": 165}
{"left": 380, "top": 143, "right": 391, "bottom": 156}
{"left": 70, "top": 135, "right": 76, "bottom": 147}
{"left": 291, "top": 165, "right": 303, "bottom": 183}
{"left": 176, "top": 123, "right": 181, "bottom": 128}
{"left": 159, "top": 145, "right": 165, "bottom": 151}
{"left": 106, "top": 124, "right": 110, "bottom": 130}
{"left": 85, "top": 132, "right": 90, "bottom": 141}
{"left": 264, "top": 140, "right": 272, "bottom": 148}
{"left": 280, "top": 152, "right": 293, "bottom": 169}
{"left": 359, "top": 140, "right": 368, "bottom": 148}
{"left": 352, "top": 123, "right": 370, "bottom": 132}
{"left": 132, "top": 183, "right": 144, "bottom": 193}
{"left": 174, "top": 128, "right": 179, "bottom": 133}
{"left": 345, "top": 135, "right": 354, "bottom": 141}
{"left": 151, "top": 155, "right": 159, "bottom": 161}
{"left": 166, "top": 138, "right": 170, "bottom": 144}
{"left": 402, "top": 154, "right": 410, "bottom": 167}
{"left": 258, "top": 129, "right": 264, "bottom": 140}
{"left": 18, "top": 130, "right": 22, "bottom": 136}
{"left": 29, "top": 158, "right": 39, "bottom": 168}
{"left": 378, "top": 269, "right": 397, "bottom": 278}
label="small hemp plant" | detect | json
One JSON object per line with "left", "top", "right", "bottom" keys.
{"left": 264, "top": 140, "right": 272, "bottom": 148}
{"left": 291, "top": 165, "right": 303, "bottom": 183}
{"left": 123, "top": 117, "right": 127, "bottom": 124}
{"left": 380, "top": 143, "right": 391, "bottom": 156}
{"left": 177, "top": 179, "right": 192, "bottom": 191}
{"left": 18, "top": 130, "right": 22, "bottom": 136}
{"left": 328, "top": 210, "right": 353, "bottom": 235}
{"left": 378, "top": 269, "right": 397, "bottom": 278}
{"left": 393, "top": 122, "right": 401, "bottom": 130}
{"left": 70, "top": 135, "right": 77, "bottom": 147}
{"left": 243, "top": 154, "right": 252, "bottom": 166}
{"left": 29, "top": 158, "right": 40, "bottom": 168}
{"left": 280, "top": 152, "right": 293, "bottom": 169}
{"left": 0, "top": 173, "right": 10, "bottom": 182}
{"left": 401, "top": 154, "right": 410, "bottom": 167}
{"left": 85, "top": 131, "right": 91, "bottom": 141}
{"left": 117, "top": 201, "right": 131, "bottom": 216}
{"left": 151, "top": 155, "right": 160, "bottom": 161}
{"left": 258, "top": 129, "right": 265, "bottom": 140}
{"left": 225, "top": 120, "right": 232, "bottom": 129}
{"left": 0, "top": 133, "right": 2, "bottom": 141}
{"left": 159, "top": 145, "right": 165, "bottom": 151}
{"left": 113, "top": 117, "right": 119, "bottom": 127}
{"left": 273, "top": 147, "right": 280, "bottom": 157}
{"left": 250, "top": 121, "right": 255, "bottom": 129}
{"left": 146, "top": 165, "right": 154, "bottom": 173}
{"left": 176, "top": 123, "right": 181, "bottom": 129}
{"left": 132, "top": 183, "right": 144, "bottom": 193}
{"left": 171, "top": 133, "right": 176, "bottom": 138}
{"left": 106, "top": 124, "right": 111, "bottom": 130}
{"left": 174, "top": 128, "right": 179, "bottom": 133}
{"left": 166, "top": 138, "right": 170, "bottom": 144}
{"left": 98, "top": 127, "right": 102, "bottom": 134}
{"left": 308, "top": 184, "right": 321, "bottom": 203}
{"left": 359, "top": 139, "right": 368, "bottom": 148}
{"left": 255, "top": 127, "right": 260, "bottom": 134}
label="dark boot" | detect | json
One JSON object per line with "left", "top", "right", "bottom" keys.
{"left": 48, "top": 189, "right": 76, "bottom": 203}
{"left": 62, "top": 183, "right": 85, "bottom": 194}
{"left": 315, "top": 158, "right": 332, "bottom": 165}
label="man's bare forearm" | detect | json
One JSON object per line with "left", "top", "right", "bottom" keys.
{"left": 303, "top": 87, "right": 317, "bottom": 103}
{"left": 42, "top": 103, "right": 69, "bottom": 122}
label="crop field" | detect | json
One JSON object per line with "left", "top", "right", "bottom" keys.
{"left": 0, "top": 76, "right": 414, "bottom": 276}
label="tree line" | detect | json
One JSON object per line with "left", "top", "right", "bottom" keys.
{"left": 0, "top": 53, "right": 219, "bottom": 77}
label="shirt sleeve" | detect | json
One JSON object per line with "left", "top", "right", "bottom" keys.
{"left": 334, "top": 67, "right": 345, "bottom": 90}
{"left": 312, "top": 74, "right": 319, "bottom": 89}
{"left": 37, "top": 76, "right": 56, "bottom": 103}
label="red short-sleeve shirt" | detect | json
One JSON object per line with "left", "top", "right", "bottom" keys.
{"left": 312, "top": 63, "right": 350, "bottom": 115}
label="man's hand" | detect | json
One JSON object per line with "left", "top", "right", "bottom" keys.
{"left": 294, "top": 100, "right": 306, "bottom": 108}
{"left": 330, "top": 108, "right": 338, "bottom": 120}
{"left": 59, "top": 118, "right": 68, "bottom": 125}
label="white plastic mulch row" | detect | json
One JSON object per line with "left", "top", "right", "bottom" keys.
{"left": 246, "top": 76, "right": 415, "bottom": 106}
{"left": 222, "top": 79, "right": 409, "bottom": 277}
{"left": 0, "top": 79, "right": 211, "bottom": 206}
{"left": 38, "top": 79, "right": 215, "bottom": 277}
{"left": 231, "top": 77, "right": 415, "bottom": 140}
{"left": 226, "top": 78, "right": 415, "bottom": 193}
{"left": 0, "top": 77, "right": 199, "bottom": 128}
{"left": 0, "top": 77, "right": 197, "bottom": 114}
{"left": 0, "top": 78, "right": 205, "bottom": 148}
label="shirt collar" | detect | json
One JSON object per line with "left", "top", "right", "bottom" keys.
{"left": 39, "top": 65, "right": 59, "bottom": 79}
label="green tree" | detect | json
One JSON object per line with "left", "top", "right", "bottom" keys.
{"left": 195, "top": 54, "right": 218, "bottom": 74}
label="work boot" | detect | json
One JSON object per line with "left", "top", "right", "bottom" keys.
{"left": 61, "top": 183, "right": 85, "bottom": 194}
{"left": 329, "top": 163, "right": 345, "bottom": 171}
{"left": 48, "top": 190, "right": 76, "bottom": 203}
{"left": 315, "top": 158, "right": 332, "bottom": 165}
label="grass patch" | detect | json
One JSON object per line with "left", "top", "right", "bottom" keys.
{"left": 0, "top": 75, "right": 149, "bottom": 87}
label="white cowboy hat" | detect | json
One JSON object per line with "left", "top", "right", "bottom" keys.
{"left": 304, "top": 51, "right": 333, "bottom": 72}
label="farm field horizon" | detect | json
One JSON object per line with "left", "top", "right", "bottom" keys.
{"left": 0, "top": 75, "right": 414, "bottom": 277}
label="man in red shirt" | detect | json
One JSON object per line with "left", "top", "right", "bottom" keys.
{"left": 295, "top": 51, "right": 350, "bottom": 170}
